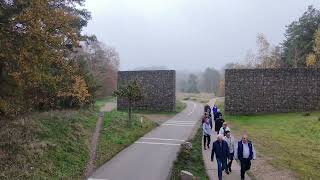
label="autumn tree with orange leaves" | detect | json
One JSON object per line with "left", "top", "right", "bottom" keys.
{"left": 0, "top": 0, "right": 97, "bottom": 118}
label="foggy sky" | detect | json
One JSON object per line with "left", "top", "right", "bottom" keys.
{"left": 83, "top": 0, "right": 320, "bottom": 71}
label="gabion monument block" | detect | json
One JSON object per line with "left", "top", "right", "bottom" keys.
{"left": 225, "top": 68, "right": 320, "bottom": 114}
{"left": 117, "top": 70, "right": 176, "bottom": 112}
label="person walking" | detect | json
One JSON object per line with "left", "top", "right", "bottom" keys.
{"left": 224, "top": 131, "right": 235, "bottom": 172}
{"left": 204, "top": 104, "right": 211, "bottom": 114}
{"left": 234, "top": 134, "right": 256, "bottom": 180}
{"left": 215, "top": 111, "right": 224, "bottom": 134}
{"left": 212, "top": 104, "right": 218, "bottom": 116}
{"left": 219, "top": 122, "right": 230, "bottom": 136}
{"left": 207, "top": 109, "right": 213, "bottom": 129}
{"left": 211, "top": 134, "right": 230, "bottom": 180}
{"left": 202, "top": 118, "right": 212, "bottom": 150}
{"left": 202, "top": 112, "right": 209, "bottom": 124}
{"left": 213, "top": 105, "right": 219, "bottom": 121}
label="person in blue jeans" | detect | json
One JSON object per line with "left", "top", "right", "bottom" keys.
{"left": 211, "top": 134, "right": 230, "bottom": 180}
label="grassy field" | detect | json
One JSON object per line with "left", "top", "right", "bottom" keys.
{"left": 216, "top": 99, "right": 320, "bottom": 180}
{"left": 0, "top": 96, "right": 185, "bottom": 179}
{"left": 95, "top": 110, "right": 157, "bottom": 167}
{"left": 171, "top": 127, "right": 209, "bottom": 180}
{"left": 0, "top": 108, "right": 99, "bottom": 179}
{"left": 177, "top": 93, "right": 214, "bottom": 104}
{"left": 95, "top": 96, "right": 116, "bottom": 109}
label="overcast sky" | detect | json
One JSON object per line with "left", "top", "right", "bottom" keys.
{"left": 83, "top": 0, "right": 320, "bottom": 71}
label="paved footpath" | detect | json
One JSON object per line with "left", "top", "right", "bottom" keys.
{"left": 89, "top": 101, "right": 203, "bottom": 180}
{"left": 203, "top": 98, "right": 251, "bottom": 180}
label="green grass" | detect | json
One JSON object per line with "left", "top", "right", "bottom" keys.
{"left": 219, "top": 97, "right": 320, "bottom": 180}
{"left": 131, "top": 100, "right": 187, "bottom": 115}
{"left": 95, "top": 96, "right": 116, "bottom": 109}
{"left": 171, "top": 127, "right": 209, "bottom": 180}
{"left": 0, "top": 108, "right": 99, "bottom": 179}
{"left": 177, "top": 93, "right": 213, "bottom": 105}
{"left": 95, "top": 110, "right": 157, "bottom": 167}
{"left": 175, "top": 100, "right": 187, "bottom": 113}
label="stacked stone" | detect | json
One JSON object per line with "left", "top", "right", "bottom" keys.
{"left": 225, "top": 68, "right": 320, "bottom": 114}
{"left": 117, "top": 70, "right": 176, "bottom": 112}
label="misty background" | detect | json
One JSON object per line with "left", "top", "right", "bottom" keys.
{"left": 84, "top": 0, "right": 319, "bottom": 71}
{"left": 83, "top": 0, "right": 320, "bottom": 95}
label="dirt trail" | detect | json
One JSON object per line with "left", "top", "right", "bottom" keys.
{"left": 84, "top": 102, "right": 116, "bottom": 178}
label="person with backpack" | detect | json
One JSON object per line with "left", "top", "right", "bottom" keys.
{"left": 202, "top": 117, "right": 212, "bottom": 150}
{"left": 234, "top": 134, "right": 257, "bottom": 180}
{"left": 219, "top": 122, "right": 230, "bottom": 136}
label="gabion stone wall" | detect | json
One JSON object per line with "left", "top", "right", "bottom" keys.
{"left": 225, "top": 68, "right": 320, "bottom": 114}
{"left": 117, "top": 70, "right": 176, "bottom": 112}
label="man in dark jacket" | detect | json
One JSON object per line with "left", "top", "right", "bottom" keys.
{"left": 215, "top": 111, "right": 224, "bottom": 134}
{"left": 211, "top": 134, "right": 230, "bottom": 180}
{"left": 204, "top": 104, "right": 211, "bottom": 113}
{"left": 234, "top": 134, "right": 256, "bottom": 180}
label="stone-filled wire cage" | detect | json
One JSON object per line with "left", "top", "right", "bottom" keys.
{"left": 117, "top": 70, "right": 176, "bottom": 112}
{"left": 225, "top": 68, "right": 320, "bottom": 114}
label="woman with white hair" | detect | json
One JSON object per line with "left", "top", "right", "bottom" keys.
{"left": 219, "top": 122, "right": 230, "bottom": 136}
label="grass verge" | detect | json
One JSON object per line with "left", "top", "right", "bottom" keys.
{"left": 0, "top": 108, "right": 99, "bottom": 179}
{"left": 171, "top": 127, "right": 209, "bottom": 180}
{"left": 226, "top": 112, "right": 320, "bottom": 180}
{"left": 131, "top": 100, "right": 187, "bottom": 115}
{"left": 217, "top": 98, "right": 320, "bottom": 180}
{"left": 95, "top": 110, "right": 157, "bottom": 167}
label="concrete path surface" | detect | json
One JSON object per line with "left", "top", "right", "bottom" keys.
{"left": 203, "top": 98, "right": 251, "bottom": 180}
{"left": 203, "top": 134, "right": 251, "bottom": 180}
{"left": 89, "top": 101, "right": 203, "bottom": 180}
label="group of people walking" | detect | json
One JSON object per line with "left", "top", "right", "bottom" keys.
{"left": 202, "top": 104, "right": 256, "bottom": 180}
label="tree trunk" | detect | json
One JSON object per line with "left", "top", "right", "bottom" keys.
{"left": 128, "top": 101, "right": 132, "bottom": 127}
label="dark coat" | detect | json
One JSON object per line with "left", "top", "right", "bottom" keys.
{"left": 204, "top": 105, "right": 211, "bottom": 113}
{"left": 211, "top": 140, "right": 230, "bottom": 161}
{"left": 215, "top": 118, "right": 225, "bottom": 132}
{"left": 214, "top": 111, "right": 222, "bottom": 120}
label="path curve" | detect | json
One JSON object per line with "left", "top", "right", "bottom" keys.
{"left": 89, "top": 101, "right": 203, "bottom": 180}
